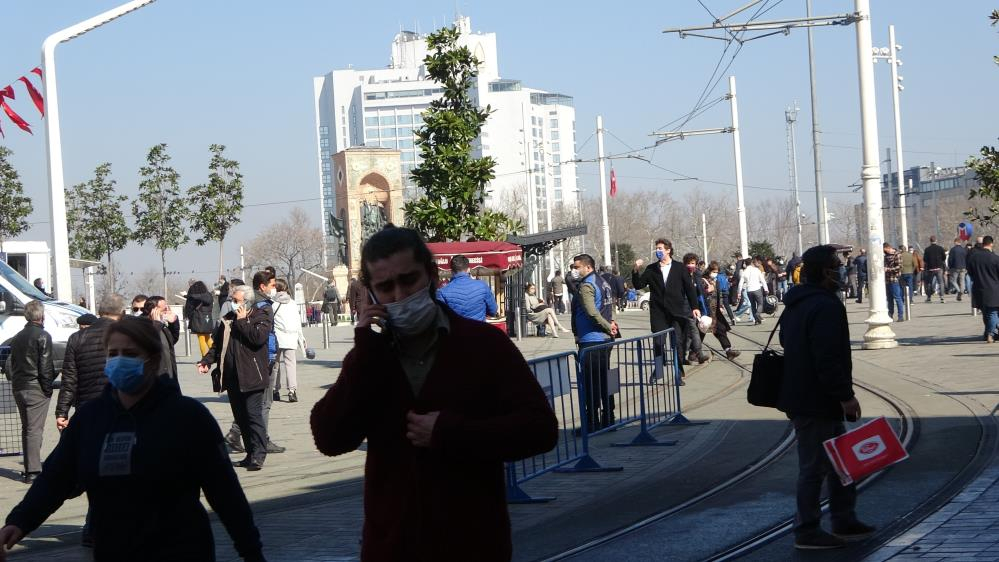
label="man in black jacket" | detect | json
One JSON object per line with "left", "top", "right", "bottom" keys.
{"left": 779, "top": 245, "right": 873, "bottom": 550}
{"left": 947, "top": 238, "right": 968, "bottom": 301}
{"left": 632, "top": 239, "right": 706, "bottom": 375}
{"left": 198, "top": 271, "right": 275, "bottom": 470}
{"left": 922, "top": 236, "right": 947, "bottom": 303}
{"left": 8, "top": 301, "right": 56, "bottom": 483}
{"left": 966, "top": 236, "right": 999, "bottom": 343}
{"left": 55, "top": 294, "right": 123, "bottom": 431}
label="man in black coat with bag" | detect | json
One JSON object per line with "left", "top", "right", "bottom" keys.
{"left": 632, "top": 238, "right": 707, "bottom": 378}
{"left": 966, "top": 235, "right": 999, "bottom": 343}
{"left": 778, "top": 245, "right": 873, "bottom": 550}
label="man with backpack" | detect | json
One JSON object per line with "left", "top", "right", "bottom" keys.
{"left": 322, "top": 278, "right": 342, "bottom": 326}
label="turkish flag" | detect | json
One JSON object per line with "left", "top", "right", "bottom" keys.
{"left": 609, "top": 168, "right": 618, "bottom": 198}
{"left": 823, "top": 416, "right": 908, "bottom": 486}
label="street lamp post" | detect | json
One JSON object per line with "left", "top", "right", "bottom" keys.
{"left": 874, "top": 24, "right": 908, "bottom": 250}
{"left": 43, "top": 0, "right": 158, "bottom": 301}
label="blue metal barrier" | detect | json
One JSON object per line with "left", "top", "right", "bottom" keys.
{"left": 0, "top": 346, "right": 19, "bottom": 457}
{"left": 505, "top": 351, "right": 622, "bottom": 504}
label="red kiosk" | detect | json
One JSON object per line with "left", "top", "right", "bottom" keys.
{"left": 427, "top": 241, "right": 523, "bottom": 334}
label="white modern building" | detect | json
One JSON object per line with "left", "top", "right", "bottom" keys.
{"left": 312, "top": 16, "right": 580, "bottom": 266}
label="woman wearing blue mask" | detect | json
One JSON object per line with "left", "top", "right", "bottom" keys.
{"left": 0, "top": 317, "right": 264, "bottom": 562}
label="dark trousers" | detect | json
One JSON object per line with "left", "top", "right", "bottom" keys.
{"left": 791, "top": 416, "right": 858, "bottom": 536}
{"left": 14, "top": 387, "right": 50, "bottom": 474}
{"left": 855, "top": 276, "right": 867, "bottom": 302}
{"left": 653, "top": 319, "right": 689, "bottom": 383}
{"left": 554, "top": 294, "right": 565, "bottom": 314}
{"left": 226, "top": 376, "right": 268, "bottom": 464}
{"left": 924, "top": 269, "right": 945, "bottom": 299}
{"left": 720, "top": 291, "right": 736, "bottom": 322}
{"left": 712, "top": 323, "right": 732, "bottom": 349}
{"left": 577, "top": 341, "right": 615, "bottom": 430}
{"left": 748, "top": 289, "right": 764, "bottom": 320}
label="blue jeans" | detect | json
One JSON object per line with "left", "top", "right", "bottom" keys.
{"left": 900, "top": 273, "right": 915, "bottom": 302}
{"left": 886, "top": 282, "right": 904, "bottom": 320}
{"left": 983, "top": 306, "right": 999, "bottom": 338}
{"left": 734, "top": 288, "right": 754, "bottom": 321}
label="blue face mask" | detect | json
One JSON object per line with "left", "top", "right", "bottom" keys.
{"left": 105, "top": 356, "right": 149, "bottom": 394}
{"left": 655, "top": 249, "right": 666, "bottom": 261}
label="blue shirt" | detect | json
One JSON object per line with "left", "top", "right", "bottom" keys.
{"left": 436, "top": 272, "right": 498, "bottom": 322}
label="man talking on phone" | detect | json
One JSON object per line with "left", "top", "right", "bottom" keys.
{"left": 310, "top": 226, "right": 558, "bottom": 560}
{"left": 778, "top": 245, "right": 873, "bottom": 550}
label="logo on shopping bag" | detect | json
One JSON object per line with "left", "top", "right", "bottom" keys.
{"left": 851, "top": 435, "right": 886, "bottom": 461}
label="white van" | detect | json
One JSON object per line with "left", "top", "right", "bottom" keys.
{"left": 0, "top": 259, "right": 86, "bottom": 372}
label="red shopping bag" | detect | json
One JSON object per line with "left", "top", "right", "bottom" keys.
{"left": 823, "top": 416, "right": 908, "bottom": 486}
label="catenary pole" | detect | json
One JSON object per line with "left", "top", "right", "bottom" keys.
{"left": 701, "top": 213, "right": 708, "bottom": 263}
{"left": 806, "top": 0, "right": 827, "bottom": 245}
{"left": 786, "top": 104, "right": 804, "bottom": 255}
{"left": 728, "top": 77, "right": 749, "bottom": 259}
{"left": 855, "top": 0, "right": 897, "bottom": 349}
{"left": 887, "top": 25, "right": 908, "bottom": 250}
{"left": 43, "top": 0, "right": 157, "bottom": 301}
{"left": 596, "top": 116, "right": 612, "bottom": 267}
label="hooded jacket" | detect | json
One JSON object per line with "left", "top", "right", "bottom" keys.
{"left": 777, "top": 283, "right": 854, "bottom": 419}
{"left": 271, "top": 291, "right": 301, "bottom": 349}
{"left": 5, "top": 377, "right": 263, "bottom": 561}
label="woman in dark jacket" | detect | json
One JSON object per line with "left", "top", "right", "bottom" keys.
{"left": 184, "top": 281, "right": 215, "bottom": 356}
{"left": 0, "top": 317, "right": 264, "bottom": 561}
{"left": 701, "top": 262, "right": 741, "bottom": 360}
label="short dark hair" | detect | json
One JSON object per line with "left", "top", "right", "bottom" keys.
{"left": 188, "top": 281, "right": 208, "bottom": 295}
{"left": 253, "top": 270, "right": 275, "bottom": 290}
{"left": 142, "top": 296, "right": 164, "bottom": 317}
{"left": 573, "top": 254, "right": 596, "bottom": 269}
{"left": 801, "top": 245, "right": 841, "bottom": 285}
{"left": 131, "top": 294, "right": 148, "bottom": 305}
{"left": 984, "top": 235, "right": 994, "bottom": 246}
{"left": 360, "top": 225, "right": 437, "bottom": 294}
{"left": 105, "top": 316, "right": 163, "bottom": 368}
{"left": 654, "top": 238, "right": 673, "bottom": 253}
{"left": 450, "top": 254, "right": 470, "bottom": 272}
{"left": 264, "top": 266, "right": 276, "bottom": 276}
{"left": 682, "top": 252, "right": 698, "bottom": 264}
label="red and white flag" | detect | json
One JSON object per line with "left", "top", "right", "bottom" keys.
{"left": 609, "top": 168, "right": 618, "bottom": 198}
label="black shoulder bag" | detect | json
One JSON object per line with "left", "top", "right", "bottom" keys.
{"left": 747, "top": 315, "right": 785, "bottom": 408}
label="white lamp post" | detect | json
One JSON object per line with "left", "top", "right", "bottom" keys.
{"left": 43, "top": 0, "right": 157, "bottom": 301}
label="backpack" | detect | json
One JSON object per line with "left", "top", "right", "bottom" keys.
{"left": 255, "top": 301, "right": 278, "bottom": 361}
{"left": 792, "top": 263, "right": 803, "bottom": 284}
{"left": 716, "top": 272, "right": 730, "bottom": 292}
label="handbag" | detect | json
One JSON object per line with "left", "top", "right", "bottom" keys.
{"left": 532, "top": 303, "right": 549, "bottom": 312}
{"left": 747, "top": 315, "right": 784, "bottom": 408}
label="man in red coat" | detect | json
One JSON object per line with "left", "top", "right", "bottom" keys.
{"left": 310, "top": 226, "right": 559, "bottom": 561}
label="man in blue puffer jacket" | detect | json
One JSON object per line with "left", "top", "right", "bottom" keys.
{"left": 436, "top": 255, "right": 498, "bottom": 322}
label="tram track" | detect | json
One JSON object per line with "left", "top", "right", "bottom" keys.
{"left": 541, "top": 324, "right": 988, "bottom": 561}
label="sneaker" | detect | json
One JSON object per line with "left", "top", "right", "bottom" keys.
{"left": 272, "top": 390, "right": 281, "bottom": 403}
{"left": 795, "top": 530, "right": 847, "bottom": 550}
{"left": 725, "top": 349, "right": 741, "bottom": 360}
{"left": 288, "top": 390, "right": 298, "bottom": 403}
{"left": 265, "top": 441, "right": 286, "bottom": 454}
{"left": 687, "top": 351, "right": 698, "bottom": 363}
{"left": 697, "top": 353, "right": 710, "bottom": 364}
{"left": 987, "top": 334, "right": 994, "bottom": 344}
{"left": 832, "top": 520, "right": 876, "bottom": 541}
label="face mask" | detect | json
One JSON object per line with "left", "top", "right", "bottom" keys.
{"left": 655, "top": 249, "right": 666, "bottom": 261}
{"left": 267, "top": 288, "right": 277, "bottom": 298}
{"left": 686, "top": 264, "right": 696, "bottom": 272}
{"left": 386, "top": 285, "right": 438, "bottom": 336}
{"left": 710, "top": 272, "right": 718, "bottom": 279}
{"left": 105, "top": 355, "right": 149, "bottom": 394}
{"left": 570, "top": 269, "right": 581, "bottom": 280}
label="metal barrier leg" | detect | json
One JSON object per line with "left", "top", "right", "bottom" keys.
{"left": 505, "top": 464, "right": 555, "bottom": 504}
{"left": 612, "top": 340, "right": 677, "bottom": 447}
{"left": 667, "top": 330, "right": 708, "bottom": 426}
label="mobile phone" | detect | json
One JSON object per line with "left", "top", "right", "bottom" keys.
{"left": 368, "top": 292, "right": 387, "bottom": 332}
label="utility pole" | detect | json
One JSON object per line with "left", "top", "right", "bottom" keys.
{"left": 806, "top": 0, "right": 827, "bottom": 245}
{"left": 931, "top": 161, "right": 940, "bottom": 239}
{"left": 729, "top": 76, "right": 750, "bottom": 259}
{"left": 886, "top": 147, "right": 896, "bottom": 245}
{"left": 596, "top": 115, "right": 612, "bottom": 267}
{"left": 874, "top": 24, "right": 908, "bottom": 250}
{"left": 701, "top": 213, "right": 708, "bottom": 263}
{"left": 785, "top": 103, "right": 804, "bottom": 255}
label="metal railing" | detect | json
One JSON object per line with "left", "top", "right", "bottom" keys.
{"left": 0, "top": 346, "right": 19, "bottom": 456}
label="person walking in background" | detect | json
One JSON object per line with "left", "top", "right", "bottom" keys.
{"left": 550, "top": 270, "right": 566, "bottom": 314}
{"left": 436, "top": 254, "right": 498, "bottom": 322}
{"left": 682, "top": 253, "right": 708, "bottom": 364}
{"left": 346, "top": 276, "right": 366, "bottom": 324}
{"left": 701, "top": 262, "right": 741, "bottom": 360}
{"left": 899, "top": 245, "right": 916, "bottom": 304}
{"left": 217, "top": 276, "right": 230, "bottom": 310}
{"left": 966, "top": 235, "right": 999, "bottom": 343}
{"left": 948, "top": 237, "right": 968, "bottom": 301}
{"left": 737, "top": 257, "right": 768, "bottom": 325}
{"left": 923, "top": 236, "right": 947, "bottom": 303}
{"left": 321, "top": 278, "right": 342, "bottom": 326}
{"left": 130, "top": 294, "right": 147, "bottom": 316}
{"left": 271, "top": 278, "right": 301, "bottom": 403}
{"left": 7, "top": 301, "right": 55, "bottom": 483}
{"left": 140, "top": 297, "right": 179, "bottom": 385}
{"left": 1, "top": 317, "right": 265, "bottom": 561}
{"left": 184, "top": 281, "right": 215, "bottom": 356}
{"left": 884, "top": 243, "right": 905, "bottom": 322}
{"left": 779, "top": 245, "right": 873, "bottom": 550}
{"left": 854, "top": 249, "right": 868, "bottom": 303}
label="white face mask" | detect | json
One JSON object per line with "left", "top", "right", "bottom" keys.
{"left": 386, "top": 285, "right": 438, "bottom": 336}
{"left": 267, "top": 288, "right": 277, "bottom": 298}
{"left": 570, "top": 269, "right": 581, "bottom": 280}
{"left": 710, "top": 272, "right": 718, "bottom": 279}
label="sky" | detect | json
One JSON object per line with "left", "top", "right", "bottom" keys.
{"left": 1, "top": 0, "right": 997, "bottom": 288}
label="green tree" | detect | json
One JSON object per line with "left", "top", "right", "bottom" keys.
{"left": 748, "top": 240, "right": 775, "bottom": 259}
{"left": 613, "top": 242, "right": 635, "bottom": 275}
{"left": 189, "top": 144, "right": 244, "bottom": 280}
{"left": 66, "top": 163, "right": 130, "bottom": 292}
{"left": 0, "top": 147, "right": 33, "bottom": 253}
{"left": 966, "top": 11, "right": 999, "bottom": 226}
{"left": 132, "top": 144, "right": 189, "bottom": 296}
{"left": 403, "top": 24, "right": 521, "bottom": 241}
